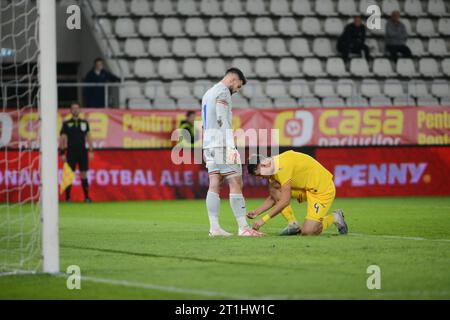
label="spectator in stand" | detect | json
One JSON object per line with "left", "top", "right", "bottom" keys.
{"left": 84, "top": 58, "right": 120, "bottom": 108}
{"left": 178, "top": 111, "right": 196, "bottom": 148}
{"left": 385, "top": 11, "right": 412, "bottom": 62}
{"left": 337, "top": 15, "right": 371, "bottom": 63}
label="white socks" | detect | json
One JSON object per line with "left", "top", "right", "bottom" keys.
{"left": 206, "top": 191, "right": 220, "bottom": 230}
{"left": 229, "top": 193, "right": 249, "bottom": 230}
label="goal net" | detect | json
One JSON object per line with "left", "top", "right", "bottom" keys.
{"left": 1, "top": 0, "right": 59, "bottom": 275}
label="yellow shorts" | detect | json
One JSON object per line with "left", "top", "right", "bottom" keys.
{"left": 291, "top": 180, "right": 336, "bottom": 223}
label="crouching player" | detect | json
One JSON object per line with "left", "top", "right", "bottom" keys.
{"left": 246, "top": 151, "right": 348, "bottom": 236}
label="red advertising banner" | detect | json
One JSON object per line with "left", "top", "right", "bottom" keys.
{"left": 317, "top": 146, "right": 450, "bottom": 197}
{"left": 1, "top": 107, "right": 449, "bottom": 148}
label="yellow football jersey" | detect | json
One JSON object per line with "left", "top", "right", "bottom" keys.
{"left": 271, "top": 150, "right": 333, "bottom": 193}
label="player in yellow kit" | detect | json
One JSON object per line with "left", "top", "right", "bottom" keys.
{"left": 246, "top": 151, "right": 348, "bottom": 236}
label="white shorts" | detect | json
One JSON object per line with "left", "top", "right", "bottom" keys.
{"left": 203, "top": 147, "right": 242, "bottom": 177}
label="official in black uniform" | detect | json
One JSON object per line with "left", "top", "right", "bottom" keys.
{"left": 60, "top": 102, "right": 93, "bottom": 202}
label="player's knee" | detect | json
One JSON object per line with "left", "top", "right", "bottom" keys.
{"left": 301, "top": 224, "right": 322, "bottom": 236}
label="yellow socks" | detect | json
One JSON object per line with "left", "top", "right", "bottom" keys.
{"left": 321, "top": 214, "right": 335, "bottom": 231}
{"left": 281, "top": 205, "right": 297, "bottom": 224}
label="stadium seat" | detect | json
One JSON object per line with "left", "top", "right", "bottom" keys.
{"left": 442, "top": 59, "right": 450, "bottom": 76}
{"left": 274, "top": 97, "right": 298, "bottom": 108}
{"left": 290, "top": 38, "right": 313, "bottom": 57}
{"left": 153, "top": 0, "right": 175, "bottom": 15}
{"left": 439, "top": 96, "right": 450, "bottom": 106}
{"left": 279, "top": 58, "right": 302, "bottom": 78}
{"left": 299, "top": 97, "right": 322, "bottom": 108}
{"left": 232, "top": 96, "right": 250, "bottom": 108}
{"left": 123, "top": 81, "right": 143, "bottom": 100}
{"left": 396, "top": 59, "right": 418, "bottom": 77}
{"left": 303, "top": 58, "right": 326, "bottom": 77}
{"left": 438, "top": 18, "right": 450, "bottom": 35}
{"left": 267, "top": 38, "right": 289, "bottom": 57}
{"left": 428, "top": 38, "right": 448, "bottom": 56}
{"left": 90, "top": 0, "right": 104, "bottom": 14}
{"left": 359, "top": 0, "right": 378, "bottom": 14}
{"left": 381, "top": 0, "right": 400, "bottom": 15}
{"left": 223, "top": 0, "right": 244, "bottom": 16}
{"left": 366, "top": 39, "right": 381, "bottom": 57}
{"left": 416, "top": 19, "right": 437, "bottom": 36}
{"left": 337, "top": 79, "right": 356, "bottom": 98}
{"left": 316, "top": 0, "right": 336, "bottom": 16}
{"left": 182, "top": 58, "right": 204, "bottom": 78}
{"left": 107, "top": 0, "right": 127, "bottom": 16}
{"left": 407, "top": 38, "right": 426, "bottom": 56}
{"left": 404, "top": 0, "right": 424, "bottom": 16}
{"left": 373, "top": 58, "right": 395, "bottom": 77}
{"left": 111, "top": 59, "right": 131, "bottom": 78}
{"left": 195, "top": 38, "right": 218, "bottom": 57}
{"left": 205, "top": 58, "right": 226, "bottom": 77}
{"left": 346, "top": 95, "right": 369, "bottom": 107}
{"left": 246, "top": 0, "right": 267, "bottom": 15}
{"left": 324, "top": 18, "right": 344, "bottom": 36}
{"left": 369, "top": 18, "right": 387, "bottom": 36}
{"left": 302, "top": 18, "right": 321, "bottom": 35}
{"left": 289, "top": 79, "right": 313, "bottom": 98}
{"left": 144, "top": 81, "right": 167, "bottom": 99}
{"left": 232, "top": 18, "right": 254, "bottom": 36}
{"left": 314, "top": 79, "right": 336, "bottom": 98}
{"left": 350, "top": 58, "right": 372, "bottom": 77}
{"left": 173, "top": 38, "right": 195, "bottom": 57}
{"left": 265, "top": 80, "right": 288, "bottom": 98}
{"left": 169, "top": 81, "right": 192, "bottom": 99}
{"left": 200, "top": 0, "right": 221, "bottom": 16}
{"left": 242, "top": 80, "right": 264, "bottom": 99}
{"left": 158, "top": 59, "right": 181, "bottom": 79}
{"left": 219, "top": 38, "right": 241, "bottom": 57}
{"left": 370, "top": 96, "right": 392, "bottom": 107}
{"left": 255, "top": 58, "right": 278, "bottom": 78}
{"left": 292, "top": 0, "right": 313, "bottom": 15}
{"left": 326, "top": 57, "right": 349, "bottom": 77}
{"left": 161, "top": 18, "right": 184, "bottom": 36}
{"left": 177, "top": 98, "right": 200, "bottom": 109}
{"left": 98, "top": 19, "right": 113, "bottom": 37}
{"left": 255, "top": 17, "right": 277, "bottom": 36}
{"left": 313, "top": 38, "right": 333, "bottom": 57}
{"left": 393, "top": 95, "right": 416, "bottom": 107}
{"left": 431, "top": 80, "right": 450, "bottom": 98}
{"left": 279, "top": 18, "right": 300, "bottom": 36}
{"left": 322, "top": 97, "right": 346, "bottom": 107}
{"left": 231, "top": 58, "right": 255, "bottom": 77}
{"left": 128, "top": 98, "right": 152, "bottom": 110}
{"left": 130, "top": 0, "right": 151, "bottom": 15}
{"left": 124, "top": 38, "right": 146, "bottom": 57}
{"left": 243, "top": 38, "right": 265, "bottom": 57}
{"left": 148, "top": 38, "right": 170, "bottom": 57}
{"left": 185, "top": 18, "right": 208, "bottom": 36}
{"left": 115, "top": 18, "right": 136, "bottom": 37}
{"left": 153, "top": 98, "right": 177, "bottom": 110}
{"left": 105, "top": 39, "right": 122, "bottom": 56}
{"left": 408, "top": 80, "right": 429, "bottom": 97}
{"left": 383, "top": 79, "right": 405, "bottom": 97}
{"left": 250, "top": 97, "right": 274, "bottom": 109}
{"left": 417, "top": 96, "right": 440, "bottom": 107}
{"left": 138, "top": 18, "right": 160, "bottom": 37}
{"left": 209, "top": 18, "right": 231, "bottom": 36}
{"left": 428, "top": 0, "right": 448, "bottom": 16}
{"left": 177, "top": 0, "right": 198, "bottom": 15}
{"left": 419, "top": 58, "right": 441, "bottom": 77}
{"left": 193, "top": 80, "right": 213, "bottom": 99}
{"left": 361, "top": 79, "right": 382, "bottom": 97}
{"left": 270, "top": 0, "right": 291, "bottom": 16}
{"left": 402, "top": 19, "right": 415, "bottom": 36}
{"left": 337, "top": 0, "right": 357, "bottom": 15}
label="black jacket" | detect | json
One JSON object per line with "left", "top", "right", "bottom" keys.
{"left": 83, "top": 69, "right": 120, "bottom": 108}
{"left": 337, "top": 23, "right": 367, "bottom": 50}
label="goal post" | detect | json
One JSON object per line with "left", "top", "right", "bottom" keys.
{"left": 39, "top": 0, "right": 59, "bottom": 274}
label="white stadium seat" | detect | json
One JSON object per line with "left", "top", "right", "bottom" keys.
{"left": 361, "top": 79, "right": 381, "bottom": 97}
{"left": 419, "top": 58, "right": 441, "bottom": 77}
{"left": 105, "top": 39, "right": 122, "bottom": 56}
{"left": 439, "top": 96, "right": 450, "bottom": 106}
{"left": 428, "top": 38, "right": 448, "bottom": 56}
{"left": 373, "top": 58, "right": 396, "bottom": 77}
{"left": 182, "top": 58, "right": 204, "bottom": 78}
{"left": 232, "top": 96, "right": 250, "bottom": 109}
{"left": 246, "top": 0, "right": 267, "bottom": 15}
{"left": 384, "top": 79, "right": 404, "bottom": 97}
{"left": 242, "top": 80, "right": 264, "bottom": 99}
{"left": 289, "top": 79, "right": 313, "bottom": 98}
{"left": 251, "top": 97, "right": 273, "bottom": 109}
{"left": 267, "top": 38, "right": 289, "bottom": 56}
{"left": 359, "top": 0, "right": 378, "bottom": 14}
{"left": 219, "top": 38, "right": 241, "bottom": 57}
{"left": 337, "top": 0, "right": 357, "bottom": 15}
{"left": 169, "top": 81, "right": 192, "bottom": 99}
{"left": 115, "top": 18, "right": 136, "bottom": 37}
{"left": 195, "top": 38, "right": 218, "bottom": 57}
{"left": 431, "top": 80, "right": 450, "bottom": 98}
{"left": 381, "top": 0, "right": 400, "bottom": 15}
{"left": 337, "top": 79, "right": 356, "bottom": 98}
{"left": 161, "top": 18, "right": 184, "bottom": 36}
{"left": 279, "top": 18, "right": 300, "bottom": 36}
{"left": 158, "top": 59, "right": 181, "bottom": 79}
{"left": 408, "top": 80, "right": 429, "bottom": 97}
{"left": 185, "top": 18, "right": 208, "bottom": 36}
{"left": 123, "top": 81, "right": 143, "bottom": 100}
{"left": 243, "top": 38, "right": 265, "bottom": 57}
{"left": 292, "top": 0, "right": 313, "bottom": 15}
{"left": 299, "top": 97, "right": 322, "bottom": 108}
{"left": 145, "top": 81, "right": 167, "bottom": 99}
{"left": 177, "top": 98, "right": 200, "bottom": 109}
{"left": 316, "top": 0, "right": 336, "bottom": 16}
{"left": 322, "top": 97, "right": 346, "bottom": 107}
{"left": 350, "top": 58, "right": 372, "bottom": 77}
{"left": 443, "top": 59, "right": 450, "bottom": 76}
{"left": 402, "top": 19, "right": 415, "bottom": 36}
{"left": 270, "top": 0, "right": 291, "bottom": 16}
{"left": 274, "top": 97, "right": 298, "bottom": 108}
{"left": 438, "top": 18, "right": 450, "bottom": 36}
{"left": 138, "top": 18, "right": 160, "bottom": 37}
{"left": 232, "top": 18, "right": 254, "bottom": 36}
{"left": 313, "top": 38, "right": 333, "bottom": 57}
{"left": 346, "top": 95, "right": 369, "bottom": 107}
{"left": 107, "top": 0, "right": 127, "bottom": 16}
{"left": 428, "top": 0, "right": 448, "bottom": 16}
{"left": 205, "top": 58, "right": 226, "bottom": 77}
{"left": 111, "top": 59, "right": 131, "bottom": 78}
{"left": 416, "top": 18, "right": 437, "bottom": 37}
{"left": 98, "top": 19, "right": 113, "bottom": 37}
{"left": 370, "top": 96, "right": 392, "bottom": 107}
{"left": 290, "top": 38, "right": 313, "bottom": 57}
{"left": 303, "top": 58, "right": 326, "bottom": 77}
{"left": 393, "top": 95, "right": 416, "bottom": 107}
{"left": 153, "top": 0, "right": 175, "bottom": 15}
{"left": 124, "top": 38, "right": 146, "bottom": 57}
{"left": 324, "top": 18, "right": 344, "bottom": 36}
{"left": 314, "top": 79, "right": 336, "bottom": 98}
{"left": 91, "top": 0, "right": 104, "bottom": 14}
{"left": 404, "top": 0, "right": 423, "bottom": 17}
{"left": 209, "top": 18, "right": 231, "bottom": 37}
{"left": 177, "top": 0, "right": 198, "bottom": 15}
{"left": 172, "top": 38, "right": 195, "bottom": 57}
{"left": 128, "top": 98, "right": 152, "bottom": 110}
{"left": 130, "top": 0, "right": 151, "bottom": 15}
{"left": 153, "top": 98, "right": 177, "bottom": 110}
{"left": 255, "top": 17, "right": 277, "bottom": 36}
{"left": 417, "top": 96, "right": 440, "bottom": 107}
{"left": 231, "top": 58, "right": 255, "bottom": 77}
{"left": 366, "top": 39, "right": 381, "bottom": 57}
{"left": 407, "top": 38, "right": 426, "bottom": 56}
{"left": 266, "top": 80, "right": 288, "bottom": 98}
{"left": 255, "top": 58, "right": 278, "bottom": 78}
{"left": 148, "top": 38, "right": 170, "bottom": 57}
{"left": 223, "top": 0, "right": 244, "bottom": 16}
{"left": 302, "top": 17, "right": 321, "bottom": 35}
{"left": 200, "top": 0, "right": 221, "bottom": 16}
{"left": 396, "top": 59, "right": 418, "bottom": 77}
{"left": 279, "top": 58, "right": 302, "bottom": 78}
{"left": 193, "top": 80, "right": 213, "bottom": 99}
{"left": 326, "top": 58, "right": 349, "bottom": 77}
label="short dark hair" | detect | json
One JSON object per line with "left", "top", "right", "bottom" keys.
{"left": 186, "top": 110, "right": 195, "bottom": 117}
{"left": 94, "top": 57, "right": 104, "bottom": 64}
{"left": 70, "top": 101, "right": 80, "bottom": 108}
{"left": 225, "top": 68, "right": 247, "bottom": 85}
{"left": 247, "top": 154, "right": 263, "bottom": 175}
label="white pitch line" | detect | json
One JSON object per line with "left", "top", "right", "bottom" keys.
{"left": 348, "top": 232, "right": 450, "bottom": 243}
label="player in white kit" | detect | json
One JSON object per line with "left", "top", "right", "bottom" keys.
{"left": 202, "top": 68, "right": 263, "bottom": 237}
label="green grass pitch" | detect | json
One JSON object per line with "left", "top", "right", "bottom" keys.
{"left": 1, "top": 197, "right": 449, "bottom": 299}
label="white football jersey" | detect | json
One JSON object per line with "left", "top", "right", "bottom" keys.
{"left": 201, "top": 82, "right": 234, "bottom": 149}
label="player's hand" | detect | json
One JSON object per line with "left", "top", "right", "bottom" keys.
{"left": 252, "top": 219, "right": 265, "bottom": 230}
{"left": 61, "top": 155, "right": 67, "bottom": 163}
{"left": 89, "top": 151, "right": 94, "bottom": 160}
{"left": 247, "top": 211, "right": 259, "bottom": 219}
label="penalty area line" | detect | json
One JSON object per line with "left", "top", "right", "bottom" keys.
{"left": 348, "top": 233, "right": 450, "bottom": 243}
